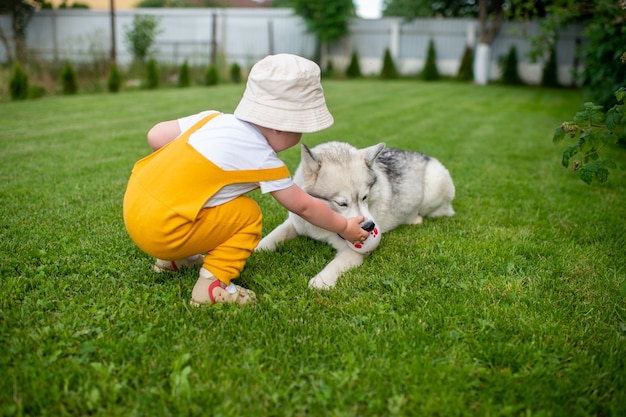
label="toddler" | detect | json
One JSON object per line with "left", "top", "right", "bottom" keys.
{"left": 123, "top": 54, "right": 369, "bottom": 306}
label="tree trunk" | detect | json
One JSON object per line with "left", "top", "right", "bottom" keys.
{"left": 474, "top": 43, "right": 490, "bottom": 85}
{"left": 473, "top": 0, "right": 505, "bottom": 85}
{"left": 12, "top": 13, "right": 27, "bottom": 62}
{"left": 0, "top": 27, "right": 14, "bottom": 63}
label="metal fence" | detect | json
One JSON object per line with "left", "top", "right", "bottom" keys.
{"left": 0, "top": 8, "right": 584, "bottom": 84}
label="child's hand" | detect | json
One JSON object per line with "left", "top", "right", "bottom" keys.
{"left": 339, "top": 216, "right": 370, "bottom": 243}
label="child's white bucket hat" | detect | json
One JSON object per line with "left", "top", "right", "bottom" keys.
{"left": 234, "top": 54, "right": 334, "bottom": 133}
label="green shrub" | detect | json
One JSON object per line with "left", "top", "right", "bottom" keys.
{"left": 553, "top": 87, "right": 625, "bottom": 184}
{"left": 229, "top": 62, "right": 242, "bottom": 84}
{"left": 380, "top": 49, "right": 398, "bottom": 79}
{"left": 61, "top": 61, "right": 78, "bottom": 95}
{"left": 422, "top": 39, "right": 440, "bottom": 81}
{"left": 28, "top": 85, "right": 46, "bottom": 99}
{"left": 346, "top": 50, "right": 362, "bottom": 79}
{"left": 581, "top": 8, "right": 626, "bottom": 108}
{"left": 146, "top": 58, "right": 160, "bottom": 89}
{"left": 500, "top": 45, "right": 523, "bottom": 85}
{"left": 9, "top": 62, "right": 29, "bottom": 101}
{"left": 124, "top": 14, "right": 162, "bottom": 64}
{"left": 457, "top": 45, "right": 473, "bottom": 81}
{"left": 205, "top": 65, "right": 218, "bottom": 86}
{"left": 323, "top": 60, "right": 335, "bottom": 79}
{"left": 178, "top": 60, "right": 190, "bottom": 87}
{"left": 541, "top": 47, "right": 559, "bottom": 88}
{"left": 107, "top": 62, "right": 122, "bottom": 93}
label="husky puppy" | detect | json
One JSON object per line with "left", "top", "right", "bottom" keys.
{"left": 256, "top": 141, "right": 455, "bottom": 289}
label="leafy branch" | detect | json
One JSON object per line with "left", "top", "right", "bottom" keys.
{"left": 553, "top": 88, "right": 626, "bottom": 184}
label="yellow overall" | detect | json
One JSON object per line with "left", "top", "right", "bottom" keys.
{"left": 123, "top": 113, "right": 290, "bottom": 284}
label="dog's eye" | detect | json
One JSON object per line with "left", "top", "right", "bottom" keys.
{"left": 362, "top": 195, "right": 368, "bottom": 201}
{"left": 335, "top": 201, "right": 348, "bottom": 207}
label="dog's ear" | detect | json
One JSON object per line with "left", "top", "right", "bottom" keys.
{"left": 362, "top": 143, "right": 386, "bottom": 166}
{"left": 301, "top": 143, "right": 321, "bottom": 173}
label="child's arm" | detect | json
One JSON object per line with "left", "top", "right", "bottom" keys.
{"left": 270, "top": 184, "right": 369, "bottom": 243}
{"left": 147, "top": 120, "right": 181, "bottom": 151}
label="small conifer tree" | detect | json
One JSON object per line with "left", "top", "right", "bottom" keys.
{"left": 61, "top": 61, "right": 78, "bottom": 95}
{"left": 28, "top": 85, "right": 46, "bottom": 99}
{"left": 9, "top": 62, "right": 29, "bottom": 101}
{"left": 146, "top": 58, "right": 160, "bottom": 89}
{"left": 178, "top": 60, "right": 190, "bottom": 87}
{"left": 346, "top": 50, "right": 362, "bottom": 79}
{"left": 380, "top": 49, "right": 398, "bottom": 79}
{"left": 501, "top": 45, "right": 523, "bottom": 85}
{"left": 422, "top": 39, "right": 440, "bottom": 81}
{"left": 230, "top": 62, "right": 242, "bottom": 83}
{"left": 107, "top": 62, "right": 122, "bottom": 93}
{"left": 205, "top": 65, "right": 219, "bottom": 86}
{"left": 457, "top": 45, "right": 473, "bottom": 81}
{"left": 324, "top": 60, "right": 335, "bottom": 79}
{"left": 541, "top": 47, "right": 559, "bottom": 88}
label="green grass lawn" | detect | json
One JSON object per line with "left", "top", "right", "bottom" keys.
{"left": 1, "top": 80, "right": 625, "bottom": 416}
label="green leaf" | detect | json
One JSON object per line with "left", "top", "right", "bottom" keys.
{"left": 573, "top": 109, "right": 590, "bottom": 125}
{"left": 577, "top": 132, "right": 588, "bottom": 148}
{"left": 576, "top": 102, "right": 605, "bottom": 125}
{"left": 596, "top": 167, "right": 609, "bottom": 183}
{"left": 614, "top": 87, "right": 625, "bottom": 102}
{"left": 584, "top": 161, "right": 602, "bottom": 172}
{"left": 562, "top": 145, "right": 579, "bottom": 168}
{"left": 605, "top": 108, "right": 621, "bottom": 130}
{"left": 590, "top": 109, "right": 605, "bottom": 125}
{"left": 584, "top": 148, "right": 599, "bottom": 162}
{"left": 604, "top": 160, "right": 617, "bottom": 169}
{"left": 579, "top": 167, "right": 593, "bottom": 184}
{"left": 553, "top": 126, "right": 566, "bottom": 143}
{"left": 598, "top": 129, "right": 618, "bottom": 147}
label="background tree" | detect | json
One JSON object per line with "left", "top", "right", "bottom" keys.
{"left": 380, "top": 48, "right": 398, "bottom": 79}
{"left": 0, "top": 0, "right": 45, "bottom": 63}
{"left": 107, "top": 62, "right": 122, "bottom": 93}
{"left": 382, "top": 0, "right": 504, "bottom": 84}
{"left": 229, "top": 62, "right": 242, "bottom": 84}
{"left": 457, "top": 45, "right": 474, "bottom": 81}
{"left": 383, "top": 0, "right": 478, "bottom": 18}
{"left": 205, "top": 65, "right": 218, "bottom": 86}
{"left": 382, "top": 0, "right": 552, "bottom": 84}
{"left": 499, "top": 45, "right": 522, "bottom": 85}
{"left": 60, "top": 61, "right": 79, "bottom": 94}
{"left": 422, "top": 38, "right": 440, "bottom": 80}
{"left": 9, "top": 61, "right": 29, "bottom": 100}
{"left": 540, "top": 46, "right": 559, "bottom": 87}
{"left": 346, "top": 50, "right": 362, "bottom": 78}
{"left": 520, "top": 0, "right": 626, "bottom": 107}
{"left": 278, "top": 0, "right": 355, "bottom": 64}
{"left": 136, "top": 0, "right": 220, "bottom": 6}
{"left": 384, "top": 0, "right": 625, "bottom": 100}
{"left": 123, "top": 14, "right": 162, "bottom": 65}
{"left": 178, "top": 60, "right": 190, "bottom": 87}
{"left": 579, "top": 1, "right": 626, "bottom": 106}
{"left": 145, "top": 58, "right": 160, "bottom": 89}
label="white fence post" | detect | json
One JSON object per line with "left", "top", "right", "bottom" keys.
{"left": 390, "top": 20, "right": 399, "bottom": 60}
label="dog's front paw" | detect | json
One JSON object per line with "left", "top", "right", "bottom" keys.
{"left": 308, "top": 275, "right": 336, "bottom": 290}
{"left": 255, "top": 238, "right": 276, "bottom": 252}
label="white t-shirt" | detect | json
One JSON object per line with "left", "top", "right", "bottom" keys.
{"left": 178, "top": 111, "right": 293, "bottom": 207}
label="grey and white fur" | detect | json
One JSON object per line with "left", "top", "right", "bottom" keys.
{"left": 256, "top": 141, "right": 455, "bottom": 289}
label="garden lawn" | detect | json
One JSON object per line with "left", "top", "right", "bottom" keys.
{"left": 1, "top": 80, "right": 625, "bottom": 416}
